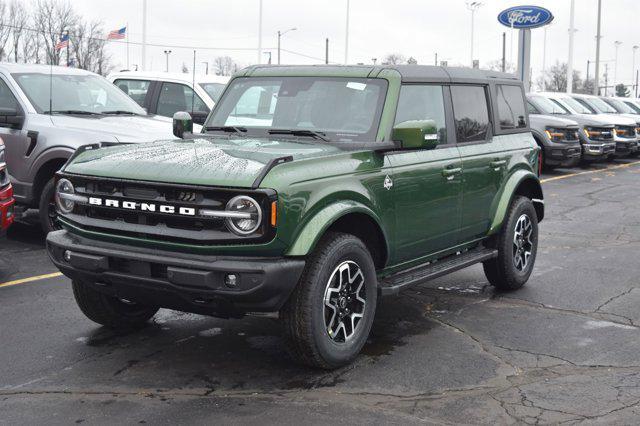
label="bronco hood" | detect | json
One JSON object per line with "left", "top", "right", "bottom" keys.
{"left": 64, "top": 137, "right": 343, "bottom": 188}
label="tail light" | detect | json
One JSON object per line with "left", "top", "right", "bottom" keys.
{"left": 538, "top": 150, "right": 543, "bottom": 176}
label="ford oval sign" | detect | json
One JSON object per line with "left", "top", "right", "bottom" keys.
{"left": 497, "top": 5, "right": 554, "bottom": 29}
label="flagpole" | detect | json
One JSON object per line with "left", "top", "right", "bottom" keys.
{"left": 126, "top": 23, "right": 129, "bottom": 69}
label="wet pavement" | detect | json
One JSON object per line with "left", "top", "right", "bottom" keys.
{"left": 1, "top": 159, "right": 640, "bottom": 425}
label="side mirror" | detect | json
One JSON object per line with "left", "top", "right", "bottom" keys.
{"left": 0, "top": 106, "right": 24, "bottom": 130}
{"left": 190, "top": 111, "right": 209, "bottom": 125}
{"left": 173, "top": 111, "right": 193, "bottom": 139}
{"left": 392, "top": 119, "right": 439, "bottom": 150}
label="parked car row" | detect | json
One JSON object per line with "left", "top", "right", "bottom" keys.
{"left": 527, "top": 92, "right": 640, "bottom": 168}
{"left": 0, "top": 138, "right": 14, "bottom": 237}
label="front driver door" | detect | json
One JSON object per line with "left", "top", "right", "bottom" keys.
{"left": 387, "top": 84, "right": 463, "bottom": 265}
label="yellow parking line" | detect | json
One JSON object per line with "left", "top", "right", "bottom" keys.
{"left": 0, "top": 272, "right": 63, "bottom": 288}
{"left": 541, "top": 160, "right": 640, "bottom": 183}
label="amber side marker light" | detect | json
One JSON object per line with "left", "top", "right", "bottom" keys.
{"left": 270, "top": 201, "right": 277, "bottom": 227}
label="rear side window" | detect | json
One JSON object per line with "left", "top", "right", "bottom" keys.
{"left": 496, "top": 85, "right": 527, "bottom": 130}
{"left": 157, "top": 82, "right": 209, "bottom": 118}
{"left": 527, "top": 101, "right": 539, "bottom": 114}
{"left": 451, "top": 85, "right": 489, "bottom": 143}
{"left": 394, "top": 85, "right": 447, "bottom": 143}
{"left": 114, "top": 79, "right": 150, "bottom": 107}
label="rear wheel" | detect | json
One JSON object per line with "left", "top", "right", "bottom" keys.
{"left": 483, "top": 196, "right": 538, "bottom": 291}
{"left": 38, "top": 178, "right": 60, "bottom": 234}
{"left": 72, "top": 280, "right": 159, "bottom": 329}
{"left": 281, "top": 232, "right": 377, "bottom": 369}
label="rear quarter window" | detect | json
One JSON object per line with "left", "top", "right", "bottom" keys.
{"left": 496, "top": 84, "right": 527, "bottom": 131}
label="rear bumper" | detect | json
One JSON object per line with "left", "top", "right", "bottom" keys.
{"left": 46, "top": 230, "right": 306, "bottom": 317}
{"left": 0, "top": 184, "right": 15, "bottom": 232}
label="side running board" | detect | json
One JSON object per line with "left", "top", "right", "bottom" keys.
{"left": 379, "top": 247, "right": 498, "bottom": 296}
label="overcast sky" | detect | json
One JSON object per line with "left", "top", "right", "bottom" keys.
{"left": 63, "top": 0, "right": 640, "bottom": 85}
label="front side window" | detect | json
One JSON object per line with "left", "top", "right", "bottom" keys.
{"left": 451, "top": 85, "right": 490, "bottom": 143}
{"left": 208, "top": 77, "right": 388, "bottom": 142}
{"left": 0, "top": 78, "right": 20, "bottom": 113}
{"left": 496, "top": 84, "right": 527, "bottom": 130}
{"left": 157, "top": 82, "right": 209, "bottom": 118}
{"left": 12, "top": 73, "right": 145, "bottom": 115}
{"left": 394, "top": 85, "right": 447, "bottom": 142}
{"left": 114, "top": 79, "right": 151, "bottom": 107}
{"left": 527, "top": 101, "right": 539, "bottom": 114}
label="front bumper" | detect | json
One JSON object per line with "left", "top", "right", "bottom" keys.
{"left": 543, "top": 144, "right": 581, "bottom": 166}
{"left": 582, "top": 142, "right": 616, "bottom": 159}
{"left": 614, "top": 139, "right": 638, "bottom": 156}
{"left": 47, "top": 230, "right": 306, "bottom": 317}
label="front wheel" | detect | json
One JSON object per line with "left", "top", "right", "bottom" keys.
{"left": 483, "top": 196, "right": 539, "bottom": 291}
{"left": 72, "top": 280, "right": 159, "bottom": 329}
{"left": 281, "top": 232, "right": 378, "bottom": 369}
{"left": 38, "top": 178, "right": 60, "bottom": 234}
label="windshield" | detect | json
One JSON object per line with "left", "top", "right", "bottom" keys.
{"left": 559, "top": 96, "right": 593, "bottom": 114}
{"left": 207, "top": 77, "right": 388, "bottom": 142}
{"left": 198, "top": 82, "right": 225, "bottom": 103}
{"left": 529, "top": 96, "right": 569, "bottom": 115}
{"left": 582, "top": 97, "right": 617, "bottom": 114}
{"left": 604, "top": 98, "right": 634, "bottom": 114}
{"left": 624, "top": 100, "right": 640, "bottom": 114}
{"left": 12, "top": 72, "right": 146, "bottom": 115}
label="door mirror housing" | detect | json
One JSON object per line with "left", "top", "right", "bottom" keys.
{"left": 190, "top": 111, "right": 209, "bottom": 125}
{"left": 172, "top": 111, "right": 193, "bottom": 139}
{"left": 392, "top": 120, "right": 439, "bottom": 150}
{"left": 0, "top": 106, "right": 24, "bottom": 130}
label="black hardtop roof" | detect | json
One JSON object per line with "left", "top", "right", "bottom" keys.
{"left": 239, "top": 64, "right": 520, "bottom": 85}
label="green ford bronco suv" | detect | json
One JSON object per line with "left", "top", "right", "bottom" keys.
{"left": 47, "top": 65, "right": 543, "bottom": 369}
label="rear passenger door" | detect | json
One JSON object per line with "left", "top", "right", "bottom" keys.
{"left": 388, "top": 84, "right": 463, "bottom": 263}
{"left": 113, "top": 78, "right": 154, "bottom": 111}
{"left": 453, "top": 84, "right": 507, "bottom": 243}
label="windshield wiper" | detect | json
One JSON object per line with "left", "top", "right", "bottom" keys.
{"left": 44, "top": 110, "right": 102, "bottom": 116}
{"left": 268, "top": 129, "right": 330, "bottom": 142}
{"left": 102, "top": 110, "right": 140, "bottom": 115}
{"left": 204, "top": 125, "right": 248, "bottom": 133}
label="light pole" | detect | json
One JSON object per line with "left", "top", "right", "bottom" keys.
{"left": 567, "top": 0, "right": 576, "bottom": 93}
{"left": 277, "top": 27, "right": 296, "bottom": 65}
{"left": 257, "top": 0, "right": 262, "bottom": 64}
{"left": 163, "top": 50, "right": 171, "bottom": 72}
{"left": 633, "top": 45, "right": 639, "bottom": 96}
{"left": 344, "top": 0, "right": 350, "bottom": 64}
{"left": 466, "top": 1, "right": 483, "bottom": 67}
{"left": 202, "top": 61, "right": 208, "bottom": 75}
{"left": 614, "top": 40, "right": 622, "bottom": 87}
{"left": 264, "top": 51, "right": 272, "bottom": 64}
{"left": 594, "top": 0, "right": 602, "bottom": 94}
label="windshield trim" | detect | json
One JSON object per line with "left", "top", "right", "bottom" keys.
{"left": 11, "top": 72, "right": 146, "bottom": 116}
{"left": 205, "top": 76, "right": 389, "bottom": 143}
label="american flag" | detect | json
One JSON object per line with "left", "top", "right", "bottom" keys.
{"left": 107, "top": 27, "right": 126, "bottom": 40}
{"left": 55, "top": 33, "right": 69, "bottom": 50}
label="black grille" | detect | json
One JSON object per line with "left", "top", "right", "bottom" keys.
{"left": 60, "top": 175, "right": 276, "bottom": 245}
{"left": 563, "top": 127, "right": 580, "bottom": 142}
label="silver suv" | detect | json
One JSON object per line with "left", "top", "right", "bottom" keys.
{"left": 0, "top": 63, "right": 175, "bottom": 232}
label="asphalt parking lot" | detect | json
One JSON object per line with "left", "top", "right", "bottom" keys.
{"left": 1, "top": 158, "right": 640, "bottom": 425}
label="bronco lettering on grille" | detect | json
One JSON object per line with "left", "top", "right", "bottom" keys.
{"left": 88, "top": 197, "right": 196, "bottom": 216}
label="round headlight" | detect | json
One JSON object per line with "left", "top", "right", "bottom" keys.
{"left": 55, "top": 178, "right": 75, "bottom": 214}
{"left": 225, "top": 195, "right": 262, "bottom": 235}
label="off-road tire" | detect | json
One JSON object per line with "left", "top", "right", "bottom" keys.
{"left": 483, "top": 196, "right": 538, "bottom": 291}
{"left": 38, "top": 178, "right": 59, "bottom": 234}
{"left": 72, "top": 280, "right": 159, "bottom": 329}
{"left": 281, "top": 232, "right": 378, "bottom": 369}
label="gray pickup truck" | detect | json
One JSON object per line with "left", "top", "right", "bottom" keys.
{"left": 0, "top": 63, "right": 175, "bottom": 232}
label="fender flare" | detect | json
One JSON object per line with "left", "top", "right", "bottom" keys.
{"left": 286, "top": 200, "right": 389, "bottom": 258}
{"left": 29, "top": 146, "right": 75, "bottom": 181}
{"left": 488, "top": 169, "right": 544, "bottom": 235}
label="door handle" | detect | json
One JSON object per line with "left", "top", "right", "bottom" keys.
{"left": 490, "top": 159, "right": 507, "bottom": 169}
{"left": 442, "top": 167, "right": 462, "bottom": 180}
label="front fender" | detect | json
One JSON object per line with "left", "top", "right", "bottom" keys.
{"left": 488, "top": 169, "right": 543, "bottom": 235}
{"left": 286, "top": 200, "right": 388, "bottom": 257}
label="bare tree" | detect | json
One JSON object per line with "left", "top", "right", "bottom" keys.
{"left": 213, "top": 56, "right": 238, "bottom": 76}
{"left": 0, "top": 1, "right": 13, "bottom": 60}
{"left": 70, "top": 19, "right": 111, "bottom": 74}
{"left": 382, "top": 53, "right": 405, "bottom": 65}
{"left": 536, "top": 61, "right": 582, "bottom": 92}
{"left": 32, "top": 0, "right": 77, "bottom": 65}
{"left": 485, "top": 59, "right": 516, "bottom": 74}
{"left": 7, "top": 0, "right": 28, "bottom": 62}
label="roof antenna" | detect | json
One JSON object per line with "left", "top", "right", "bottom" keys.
{"left": 49, "top": 59, "right": 53, "bottom": 115}
{"left": 191, "top": 49, "right": 196, "bottom": 118}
